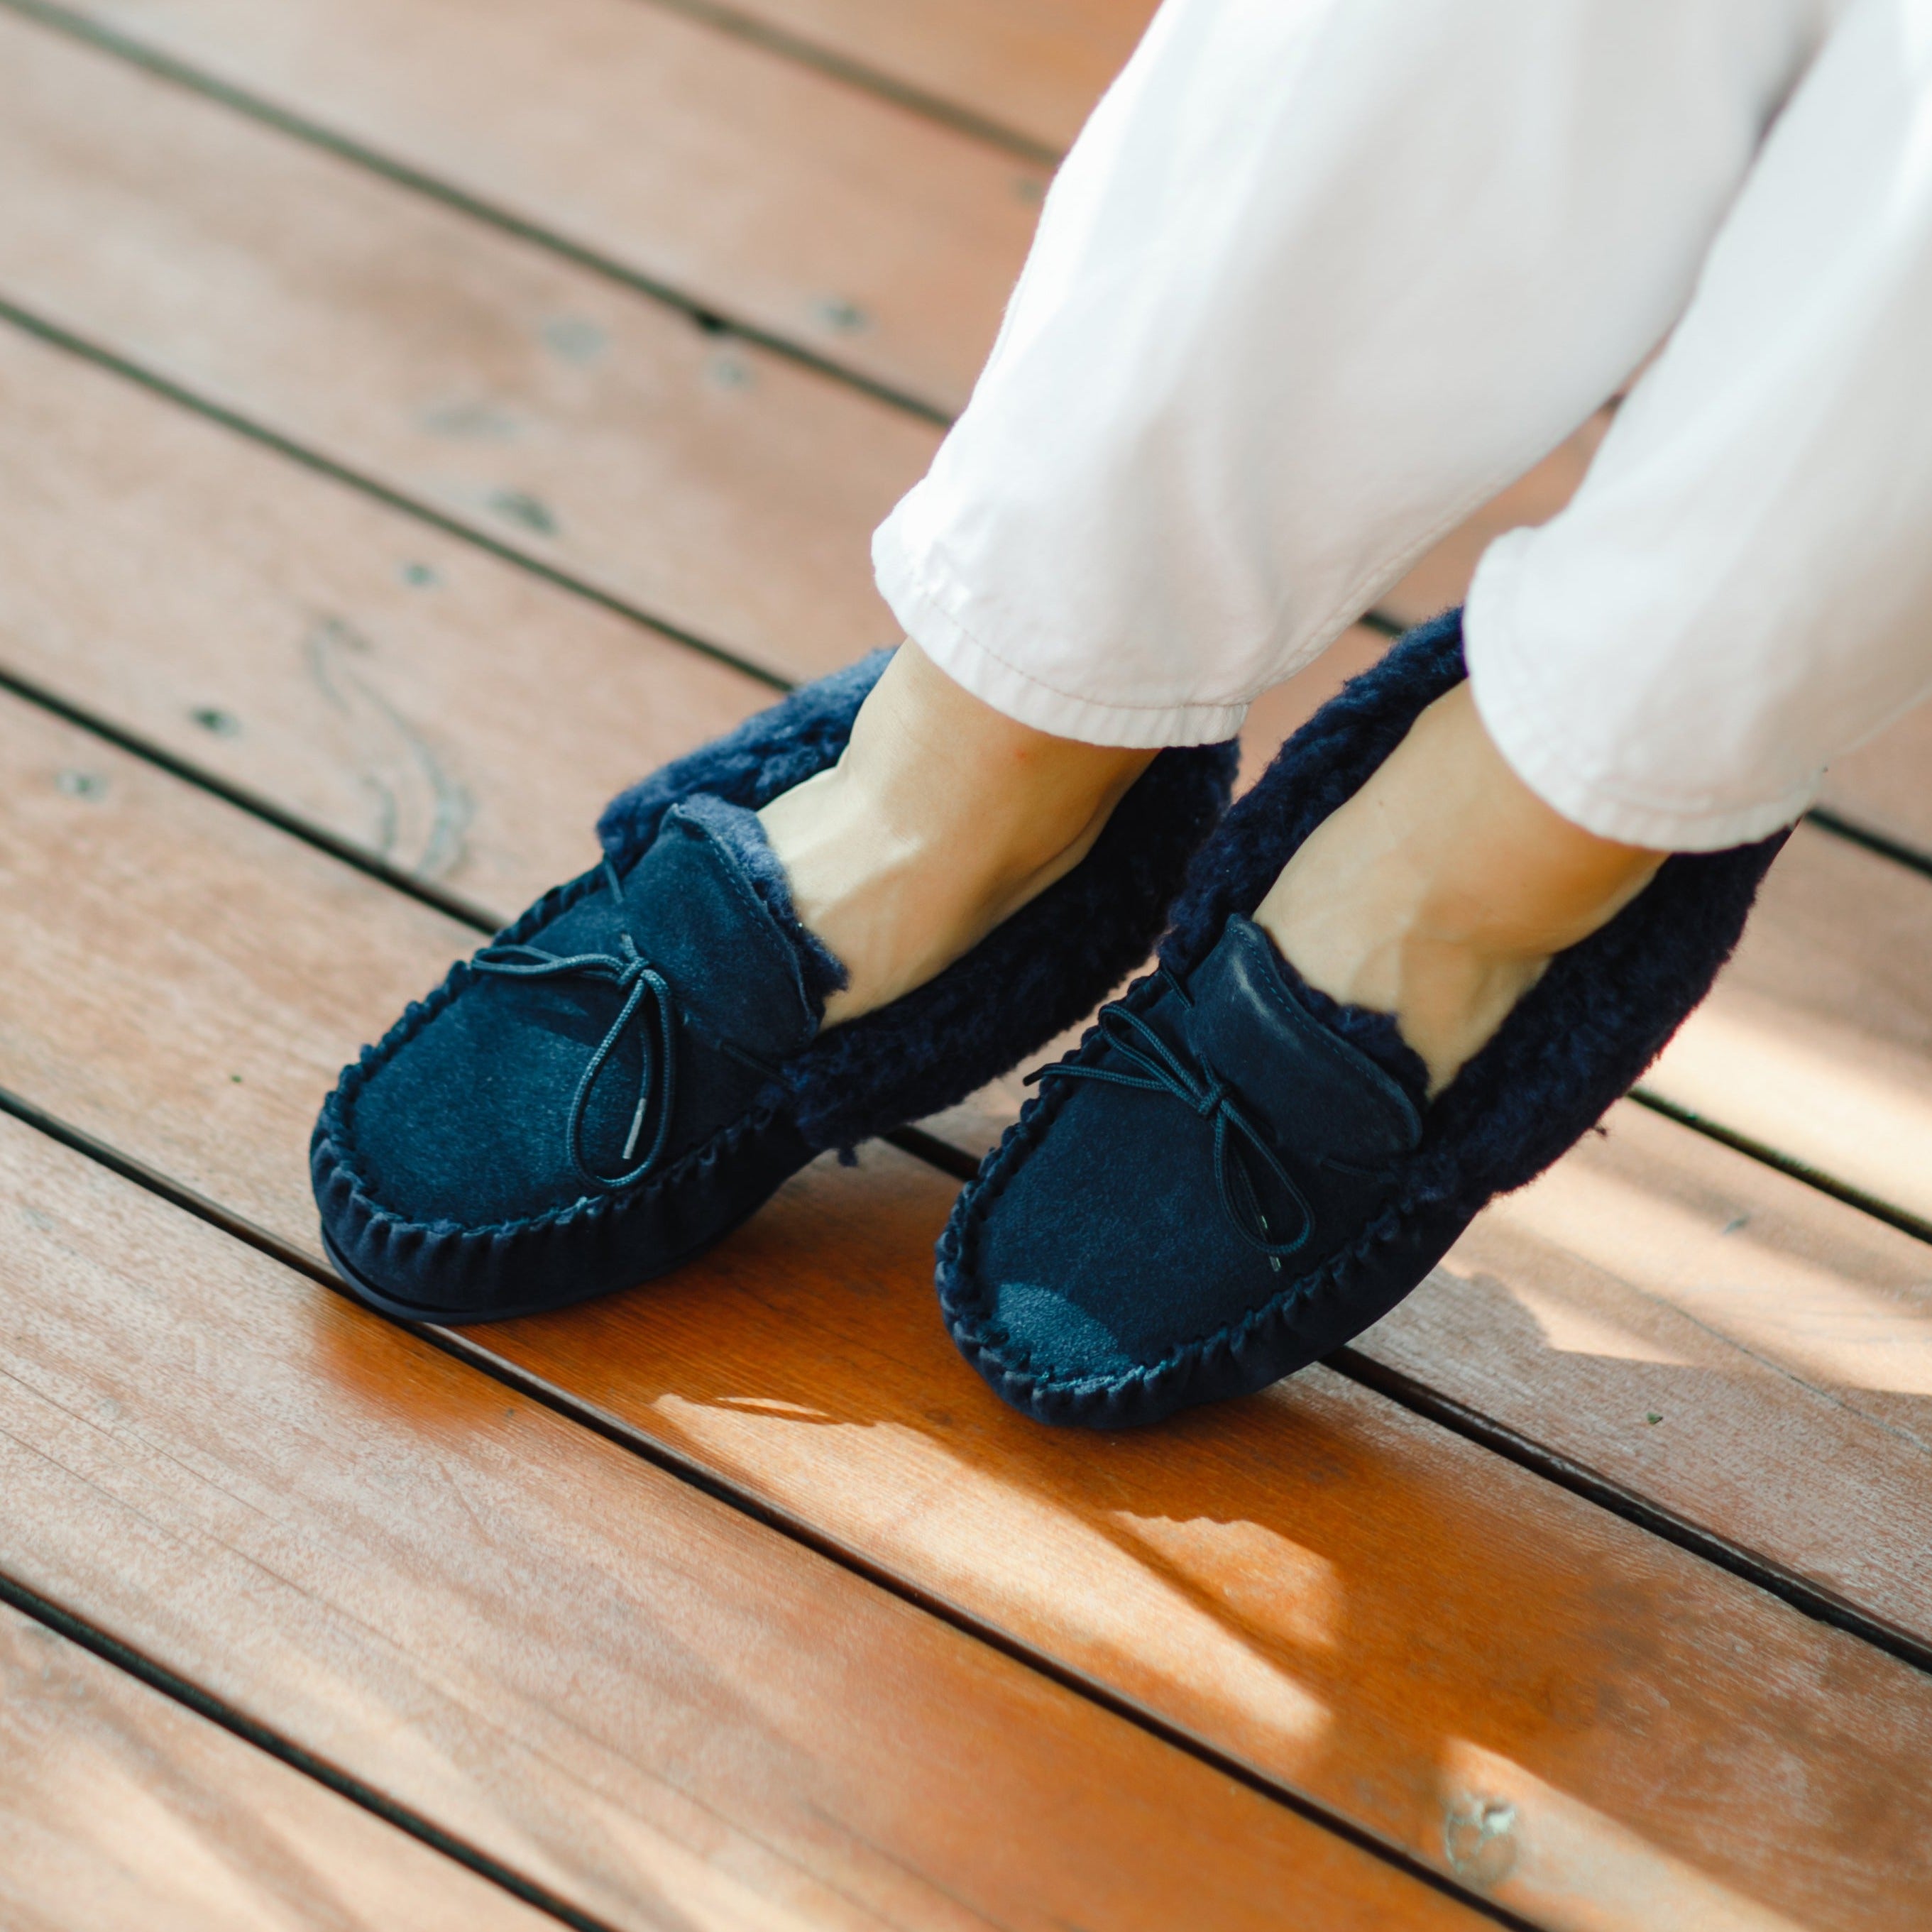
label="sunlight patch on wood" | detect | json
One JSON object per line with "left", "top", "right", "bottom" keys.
{"left": 1442, "top": 1739, "right": 1806, "bottom": 1932}
{"left": 1650, "top": 992, "right": 1932, "bottom": 1226}
{"left": 1491, "top": 1157, "right": 1932, "bottom": 1401}
{"left": 652, "top": 1394, "right": 1334, "bottom": 1760}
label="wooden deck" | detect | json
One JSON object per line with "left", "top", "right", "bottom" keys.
{"left": 1, "top": 4, "right": 1928, "bottom": 1926}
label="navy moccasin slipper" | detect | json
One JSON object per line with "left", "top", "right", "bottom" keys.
{"left": 937, "top": 611, "right": 1787, "bottom": 1428}
{"left": 312, "top": 649, "right": 1236, "bottom": 1323}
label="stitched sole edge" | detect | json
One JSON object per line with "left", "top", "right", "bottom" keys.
{"left": 318, "top": 1174, "right": 794, "bottom": 1326}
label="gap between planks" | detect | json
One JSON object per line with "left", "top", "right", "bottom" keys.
{"left": 1, "top": 216, "right": 1930, "bottom": 1681}
{"left": 0, "top": 1204, "right": 1530, "bottom": 1932}
{"left": 3, "top": 685, "right": 1931, "bottom": 1928}
{"left": 11, "top": 0, "right": 1932, "bottom": 1847}
{"left": 0, "top": 0, "right": 970, "bottom": 422}
{"left": 0, "top": 1579, "right": 597, "bottom": 1932}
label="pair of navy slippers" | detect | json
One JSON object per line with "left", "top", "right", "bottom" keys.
{"left": 312, "top": 648, "right": 1234, "bottom": 1324}
{"left": 313, "top": 617, "right": 1782, "bottom": 1427}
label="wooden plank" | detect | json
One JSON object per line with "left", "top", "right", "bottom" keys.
{"left": 0, "top": 1119, "right": 1463, "bottom": 1932}
{"left": 9, "top": 241, "right": 1932, "bottom": 1629}
{"left": 0, "top": 314, "right": 769, "bottom": 910}
{"left": 665, "top": 0, "right": 1158, "bottom": 154}
{"left": 488, "top": 1239, "right": 1932, "bottom": 1932}
{"left": 1817, "top": 714, "right": 1932, "bottom": 861}
{"left": 0, "top": 9, "right": 933, "bottom": 685}
{"left": 1, "top": 689, "right": 1928, "bottom": 1927}
{"left": 1367, "top": 1095, "right": 1932, "bottom": 1638}
{"left": 1646, "top": 823, "right": 1932, "bottom": 1228}
{"left": 0, "top": 1602, "right": 554, "bottom": 1932}
{"left": 0, "top": 300, "right": 1381, "bottom": 933}
{"left": 43, "top": 0, "right": 1050, "bottom": 417}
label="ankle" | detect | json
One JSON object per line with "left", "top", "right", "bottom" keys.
{"left": 1253, "top": 684, "right": 1662, "bottom": 1097}
{"left": 758, "top": 644, "right": 1153, "bottom": 1027}
{"left": 1255, "top": 893, "right": 1549, "bottom": 1097}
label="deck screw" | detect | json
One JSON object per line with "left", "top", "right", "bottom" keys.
{"left": 55, "top": 770, "right": 105, "bottom": 799}
{"left": 1646, "top": 1411, "right": 1663, "bottom": 1425}
{"left": 191, "top": 706, "right": 241, "bottom": 737}
{"left": 401, "top": 561, "right": 439, "bottom": 588}
{"left": 1443, "top": 1796, "right": 1517, "bottom": 1887}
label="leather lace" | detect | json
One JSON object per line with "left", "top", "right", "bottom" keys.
{"left": 471, "top": 874, "right": 677, "bottom": 1192}
{"left": 1028, "top": 984, "right": 1314, "bottom": 1269}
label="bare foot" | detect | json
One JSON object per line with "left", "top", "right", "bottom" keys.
{"left": 1253, "top": 684, "right": 1664, "bottom": 1096}
{"left": 758, "top": 644, "right": 1153, "bottom": 1028}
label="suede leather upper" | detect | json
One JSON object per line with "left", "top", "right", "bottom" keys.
{"left": 971, "top": 918, "right": 1421, "bottom": 1378}
{"left": 939, "top": 610, "right": 1789, "bottom": 1429}
{"left": 313, "top": 650, "right": 1239, "bottom": 1324}
{"left": 346, "top": 806, "right": 812, "bottom": 1232}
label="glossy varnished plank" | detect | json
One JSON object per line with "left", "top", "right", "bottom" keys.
{"left": 44, "top": 0, "right": 1049, "bottom": 415}
{"left": 1, "top": 692, "right": 1928, "bottom": 1926}
{"left": 0, "top": 10, "right": 931, "bottom": 684}
{"left": 0, "top": 1116, "right": 1468, "bottom": 1932}
{"left": 1366, "top": 1095, "right": 1932, "bottom": 1638}
{"left": 0, "top": 1603, "right": 553, "bottom": 1932}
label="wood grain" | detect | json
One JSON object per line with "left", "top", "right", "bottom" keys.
{"left": 0, "top": 9, "right": 932, "bottom": 684}
{"left": 687, "top": 0, "right": 1158, "bottom": 153}
{"left": 1646, "top": 825, "right": 1932, "bottom": 1229}
{"left": 0, "top": 316, "right": 769, "bottom": 911}
{"left": 0, "top": 1116, "right": 1470, "bottom": 1932}
{"left": 0, "top": 1603, "right": 553, "bottom": 1932}
{"left": 9, "top": 159, "right": 1932, "bottom": 1628}
{"left": 2, "top": 687, "right": 1930, "bottom": 1927}
{"left": 0, "top": 295, "right": 1383, "bottom": 972}
{"left": 1819, "top": 715, "right": 1932, "bottom": 859}
{"left": 52, "top": 0, "right": 1050, "bottom": 415}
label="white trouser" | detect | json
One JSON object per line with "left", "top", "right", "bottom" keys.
{"left": 872, "top": 0, "right": 1932, "bottom": 850}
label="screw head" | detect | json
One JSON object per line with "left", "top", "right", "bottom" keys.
{"left": 1444, "top": 1796, "right": 1517, "bottom": 1887}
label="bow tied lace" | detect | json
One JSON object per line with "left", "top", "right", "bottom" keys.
{"left": 472, "top": 913, "right": 677, "bottom": 1193}
{"left": 1028, "top": 989, "right": 1314, "bottom": 1270}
